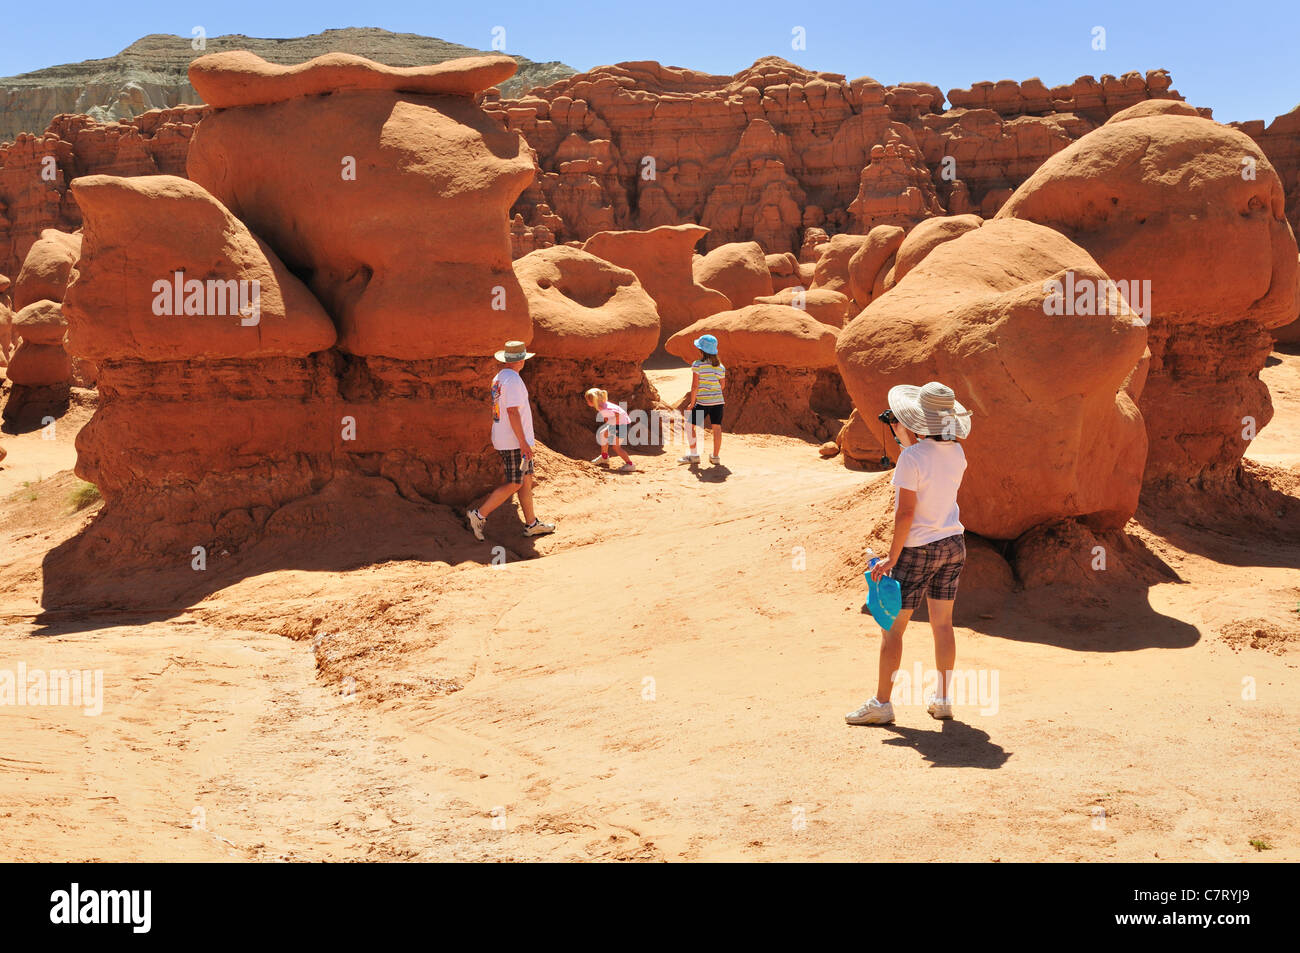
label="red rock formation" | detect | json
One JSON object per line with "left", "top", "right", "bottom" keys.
{"left": 666, "top": 304, "right": 850, "bottom": 439}
{"left": 997, "top": 114, "right": 1300, "bottom": 482}
{"left": 512, "top": 245, "right": 661, "bottom": 455}
{"left": 0, "top": 106, "right": 206, "bottom": 281}
{"left": 3, "top": 229, "right": 82, "bottom": 422}
{"left": 59, "top": 54, "right": 541, "bottom": 566}
{"left": 837, "top": 219, "right": 1149, "bottom": 539}
{"left": 582, "top": 224, "right": 729, "bottom": 347}
{"left": 692, "top": 241, "right": 773, "bottom": 308}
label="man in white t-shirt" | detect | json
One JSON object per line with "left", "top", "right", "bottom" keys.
{"left": 846, "top": 381, "right": 972, "bottom": 727}
{"left": 466, "top": 341, "right": 555, "bottom": 540}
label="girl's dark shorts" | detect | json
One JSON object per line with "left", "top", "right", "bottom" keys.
{"left": 893, "top": 533, "right": 966, "bottom": 610}
{"left": 688, "top": 403, "right": 725, "bottom": 427}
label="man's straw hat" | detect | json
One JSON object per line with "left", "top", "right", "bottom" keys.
{"left": 494, "top": 340, "right": 535, "bottom": 363}
{"left": 887, "top": 381, "right": 972, "bottom": 438}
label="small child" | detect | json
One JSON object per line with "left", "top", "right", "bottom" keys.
{"left": 585, "top": 387, "right": 636, "bottom": 473}
{"left": 680, "top": 334, "right": 725, "bottom": 466}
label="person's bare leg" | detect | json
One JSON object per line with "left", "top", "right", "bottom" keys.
{"left": 875, "top": 609, "right": 913, "bottom": 703}
{"left": 613, "top": 436, "right": 632, "bottom": 465}
{"left": 711, "top": 423, "right": 722, "bottom": 457}
{"left": 517, "top": 471, "right": 537, "bottom": 524}
{"left": 928, "top": 598, "right": 956, "bottom": 699}
{"left": 684, "top": 414, "right": 697, "bottom": 453}
{"left": 478, "top": 481, "right": 520, "bottom": 518}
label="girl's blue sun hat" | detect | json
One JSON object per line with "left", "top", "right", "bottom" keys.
{"left": 694, "top": 334, "right": 719, "bottom": 355}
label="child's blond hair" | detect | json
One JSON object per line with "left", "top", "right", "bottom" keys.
{"left": 584, "top": 387, "right": 608, "bottom": 408}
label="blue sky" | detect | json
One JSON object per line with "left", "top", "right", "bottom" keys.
{"left": 2, "top": 0, "right": 1297, "bottom": 125}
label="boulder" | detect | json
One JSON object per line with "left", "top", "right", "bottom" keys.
{"left": 836, "top": 218, "right": 1149, "bottom": 539}
{"left": 13, "top": 230, "right": 81, "bottom": 310}
{"left": 846, "top": 224, "right": 905, "bottom": 307}
{"left": 692, "top": 241, "right": 774, "bottom": 308}
{"left": 667, "top": 304, "right": 850, "bottom": 438}
{"left": 890, "top": 214, "right": 983, "bottom": 285}
{"left": 512, "top": 246, "right": 661, "bottom": 455}
{"left": 754, "top": 287, "right": 855, "bottom": 327}
{"left": 997, "top": 114, "right": 1300, "bottom": 481}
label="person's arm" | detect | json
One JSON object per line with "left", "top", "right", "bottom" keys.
{"left": 683, "top": 372, "right": 700, "bottom": 409}
{"left": 507, "top": 405, "right": 532, "bottom": 459}
{"left": 872, "top": 488, "right": 917, "bottom": 580}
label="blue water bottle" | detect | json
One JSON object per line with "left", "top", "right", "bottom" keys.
{"left": 864, "top": 547, "right": 903, "bottom": 630}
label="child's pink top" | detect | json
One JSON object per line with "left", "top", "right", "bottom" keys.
{"left": 597, "top": 401, "right": 631, "bottom": 425}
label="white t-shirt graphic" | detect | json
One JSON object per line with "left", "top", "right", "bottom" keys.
{"left": 891, "top": 439, "right": 967, "bottom": 547}
{"left": 491, "top": 368, "right": 534, "bottom": 450}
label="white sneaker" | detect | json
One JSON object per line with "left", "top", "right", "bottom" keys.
{"left": 709, "top": 454, "right": 721, "bottom": 465}
{"left": 616, "top": 462, "right": 636, "bottom": 472}
{"left": 927, "top": 695, "right": 953, "bottom": 720}
{"left": 466, "top": 508, "right": 486, "bottom": 541}
{"left": 845, "top": 697, "right": 894, "bottom": 725}
{"left": 678, "top": 453, "right": 700, "bottom": 464}
{"left": 591, "top": 456, "right": 609, "bottom": 466}
{"left": 522, "top": 519, "right": 556, "bottom": 537}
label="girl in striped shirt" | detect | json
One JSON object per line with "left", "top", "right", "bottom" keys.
{"left": 680, "top": 334, "right": 726, "bottom": 466}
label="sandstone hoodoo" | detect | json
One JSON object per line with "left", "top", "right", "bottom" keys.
{"left": 846, "top": 224, "right": 905, "bottom": 308}
{"left": 666, "top": 304, "right": 849, "bottom": 440}
{"left": 888, "top": 213, "right": 983, "bottom": 285}
{"left": 836, "top": 218, "right": 1149, "bottom": 541}
{"left": 582, "top": 224, "right": 730, "bottom": 348}
{"left": 56, "top": 51, "right": 543, "bottom": 565}
{"left": 996, "top": 114, "right": 1300, "bottom": 483}
{"left": 512, "top": 245, "right": 661, "bottom": 456}
{"left": 3, "top": 230, "right": 83, "bottom": 423}
{"left": 754, "top": 287, "right": 855, "bottom": 327}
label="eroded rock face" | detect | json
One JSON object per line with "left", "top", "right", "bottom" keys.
{"left": 582, "top": 224, "right": 729, "bottom": 347}
{"left": 667, "top": 303, "right": 850, "bottom": 439}
{"left": 692, "top": 241, "right": 773, "bottom": 309}
{"left": 58, "top": 53, "right": 542, "bottom": 562}
{"left": 3, "top": 230, "right": 83, "bottom": 422}
{"left": 836, "top": 219, "right": 1149, "bottom": 540}
{"left": 512, "top": 245, "right": 661, "bottom": 455}
{"left": 187, "top": 56, "right": 533, "bottom": 360}
{"left": 996, "top": 114, "right": 1300, "bottom": 482}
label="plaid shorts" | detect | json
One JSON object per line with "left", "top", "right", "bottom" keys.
{"left": 893, "top": 533, "right": 966, "bottom": 610}
{"left": 498, "top": 448, "right": 535, "bottom": 484}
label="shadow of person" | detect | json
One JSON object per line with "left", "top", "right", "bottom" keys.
{"left": 690, "top": 462, "right": 731, "bottom": 483}
{"left": 878, "top": 720, "right": 1011, "bottom": 769}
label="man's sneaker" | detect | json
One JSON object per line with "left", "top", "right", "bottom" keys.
{"left": 616, "top": 462, "right": 636, "bottom": 473}
{"left": 466, "top": 508, "right": 486, "bottom": 541}
{"left": 678, "top": 453, "right": 700, "bottom": 464}
{"left": 522, "top": 519, "right": 556, "bottom": 537}
{"left": 591, "top": 456, "right": 609, "bottom": 466}
{"left": 709, "top": 454, "right": 721, "bottom": 465}
{"left": 845, "top": 697, "right": 894, "bottom": 725}
{"left": 926, "top": 695, "right": 953, "bottom": 720}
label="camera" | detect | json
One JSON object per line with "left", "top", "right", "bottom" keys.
{"left": 878, "top": 409, "right": 897, "bottom": 424}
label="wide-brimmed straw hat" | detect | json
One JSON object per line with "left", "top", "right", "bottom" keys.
{"left": 494, "top": 340, "right": 535, "bottom": 363}
{"left": 887, "top": 381, "right": 972, "bottom": 438}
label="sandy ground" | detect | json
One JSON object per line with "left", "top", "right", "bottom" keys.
{"left": 0, "top": 357, "right": 1297, "bottom": 862}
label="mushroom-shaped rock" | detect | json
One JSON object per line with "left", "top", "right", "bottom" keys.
{"left": 13, "top": 230, "right": 82, "bottom": 310}
{"left": 187, "top": 54, "right": 533, "bottom": 359}
{"left": 836, "top": 219, "right": 1149, "bottom": 540}
{"left": 847, "top": 225, "right": 905, "bottom": 307}
{"left": 2, "top": 298, "right": 74, "bottom": 423}
{"left": 692, "top": 241, "right": 774, "bottom": 309}
{"left": 65, "top": 175, "right": 337, "bottom": 361}
{"left": 513, "top": 246, "right": 662, "bottom": 455}
{"left": 583, "top": 225, "right": 730, "bottom": 347}
{"left": 996, "top": 114, "right": 1300, "bottom": 481}
{"left": 667, "top": 304, "right": 850, "bottom": 438}
{"left": 755, "top": 287, "right": 855, "bottom": 327}
{"left": 890, "top": 214, "right": 983, "bottom": 285}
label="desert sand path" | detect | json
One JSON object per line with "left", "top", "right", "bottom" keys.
{"left": 1, "top": 361, "right": 1297, "bottom": 861}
